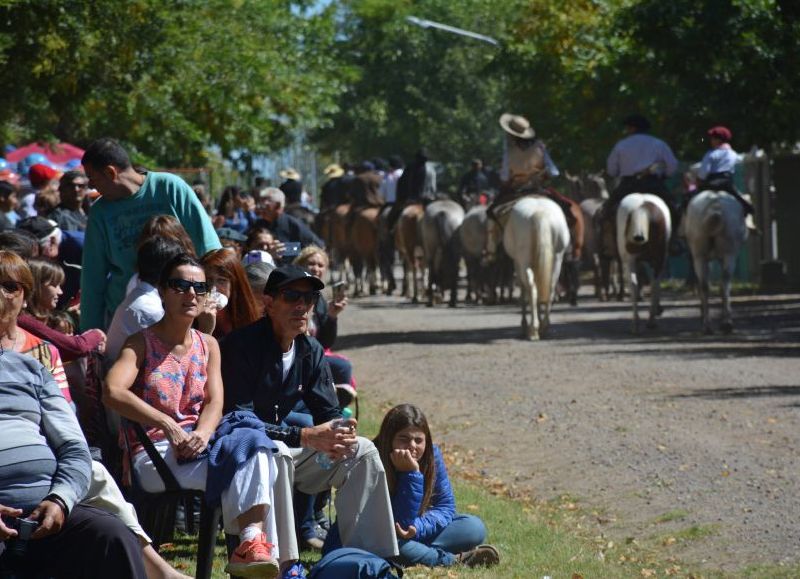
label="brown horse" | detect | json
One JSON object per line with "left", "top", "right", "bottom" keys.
{"left": 394, "top": 204, "right": 425, "bottom": 303}
{"left": 560, "top": 196, "right": 585, "bottom": 306}
{"left": 349, "top": 206, "right": 382, "bottom": 296}
{"left": 317, "top": 204, "right": 351, "bottom": 281}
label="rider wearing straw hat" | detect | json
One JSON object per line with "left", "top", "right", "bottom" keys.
{"left": 487, "top": 113, "right": 574, "bottom": 225}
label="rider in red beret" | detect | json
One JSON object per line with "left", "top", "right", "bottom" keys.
{"left": 693, "top": 125, "right": 755, "bottom": 224}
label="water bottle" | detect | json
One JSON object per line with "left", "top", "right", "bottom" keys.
{"left": 315, "top": 414, "right": 358, "bottom": 470}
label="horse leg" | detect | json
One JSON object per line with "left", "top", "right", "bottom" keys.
{"left": 647, "top": 265, "right": 660, "bottom": 329}
{"left": 593, "top": 253, "right": 603, "bottom": 299}
{"left": 615, "top": 257, "right": 625, "bottom": 301}
{"left": 426, "top": 259, "right": 435, "bottom": 307}
{"left": 627, "top": 259, "right": 640, "bottom": 334}
{"left": 527, "top": 267, "right": 539, "bottom": 340}
{"left": 694, "top": 255, "right": 711, "bottom": 334}
{"left": 720, "top": 254, "right": 735, "bottom": 333}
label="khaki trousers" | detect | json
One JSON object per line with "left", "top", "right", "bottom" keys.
{"left": 272, "top": 437, "right": 399, "bottom": 562}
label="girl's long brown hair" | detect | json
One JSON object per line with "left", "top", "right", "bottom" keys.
{"left": 200, "top": 248, "right": 262, "bottom": 329}
{"left": 373, "top": 403, "right": 436, "bottom": 515}
{"left": 26, "top": 258, "right": 65, "bottom": 321}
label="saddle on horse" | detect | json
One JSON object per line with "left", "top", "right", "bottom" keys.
{"left": 486, "top": 184, "right": 576, "bottom": 228}
{"left": 692, "top": 172, "right": 754, "bottom": 215}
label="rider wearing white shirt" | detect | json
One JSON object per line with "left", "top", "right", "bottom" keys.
{"left": 602, "top": 115, "right": 680, "bottom": 241}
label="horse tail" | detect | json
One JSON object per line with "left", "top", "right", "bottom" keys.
{"left": 531, "top": 213, "right": 555, "bottom": 307}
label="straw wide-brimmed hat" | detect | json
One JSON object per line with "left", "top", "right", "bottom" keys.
{"left": 499, "top": 113, "right": 536, "bottom": 139}
{"left": 323, "top": 163, "right": 344, "bottom": 178}
{"left": 279, "top": 168, "right": 301, "bottom": 181}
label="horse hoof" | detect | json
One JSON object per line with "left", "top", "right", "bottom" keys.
{"left": 411, "top": 297, "right": 419, "bottom": 304}
{"left": 527, "top": 332, "right": 540, "bottom": 341}
{"left": 448, "top": 302, "right": 457, "bottom": 308}
{"left": 720, "top": 321, "right": 734, "bottom": 334}
{"left": 426, "top": 302, "right": 433, "bottom": 308}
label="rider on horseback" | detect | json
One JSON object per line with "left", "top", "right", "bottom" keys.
{"left": 601, "top": 114, "right": 680, "bottom": 250}
{"left": 692, "top": 126, "right": 755, "bottom": 219}
{"left": 386, "top": 149, "right": 436, "bottom": 232}
{"left": 486, "top": 113, "right": 575, "bottom": 226}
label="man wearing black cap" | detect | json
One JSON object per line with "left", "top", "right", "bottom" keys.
{"left": 604, "top": 114, "right": 679, "bottom": 220}
{"left": 220, "top": 265, "right": 398, "bottom": 564}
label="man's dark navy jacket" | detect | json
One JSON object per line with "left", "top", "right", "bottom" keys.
{"left": 220, "top": 317, "right": 341, "bottom": 447}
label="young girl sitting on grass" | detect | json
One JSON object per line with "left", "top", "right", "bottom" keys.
{"left": 375, "top": 403, "right": 500, "bottom": 568}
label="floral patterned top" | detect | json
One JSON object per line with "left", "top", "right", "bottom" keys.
{"left": 126, "top": 328, "right": 209, "bottom": 455}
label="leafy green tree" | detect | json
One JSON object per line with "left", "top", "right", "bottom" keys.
{"left": 315, "top": 0, "right": 514, "bottom": 188}
{"left": 0, "top": 0, "right": 346, "bottom": 166}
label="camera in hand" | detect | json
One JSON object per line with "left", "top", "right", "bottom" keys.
{"left": 282, "top": 242, "right": 301, "bottom": 257}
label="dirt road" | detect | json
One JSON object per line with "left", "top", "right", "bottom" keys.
{"left": 336, "top": 291, "right": 800, "bottom": 572}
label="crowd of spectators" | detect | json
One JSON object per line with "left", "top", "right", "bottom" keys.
{"left": 0, "top": 138, "right": 498, "bottom": 578}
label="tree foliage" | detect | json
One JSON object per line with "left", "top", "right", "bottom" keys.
{"left": 0, "top": 0, "right": 346, "bottom": 166}
{"left": 314, "top": 0, "right": 513, "bottom": 185}
{"left": 321, "top": 0, "right": 800, "bottom": 177}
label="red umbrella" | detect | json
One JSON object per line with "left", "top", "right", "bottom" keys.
{"left": 6, "top": 142, "right": 85, "bottom": 164}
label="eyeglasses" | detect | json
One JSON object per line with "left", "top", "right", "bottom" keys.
{"left": 167, "top": 278, "right": 209, "bottom": 295}
{"left": 0, "top": 280, "right": 22, "bottom": 294}
{"left": 278, "top": 288, "right": 320, "bottom": 306}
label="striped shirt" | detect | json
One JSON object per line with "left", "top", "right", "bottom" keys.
{"left": 19, "top": 328, "right": 71, "bottom": 403}
{"left": 0, "top": 350, "right": 91, "bottom": 514}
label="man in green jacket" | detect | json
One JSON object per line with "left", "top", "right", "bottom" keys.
{"left": 79, "top": 138, "right": 220, "bottom": 331}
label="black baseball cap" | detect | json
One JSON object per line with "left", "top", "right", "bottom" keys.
{"left": 264, "top": 264, "right": 324, "bottom": 294}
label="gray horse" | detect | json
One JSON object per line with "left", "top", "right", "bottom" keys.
{"left": 420, "top": 199, "right": 464, "bottom": 307}
{"left": 459, "top": 205, "right": 513, "bottom": 304}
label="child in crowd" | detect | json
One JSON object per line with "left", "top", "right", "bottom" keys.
{"left": 374, "top": 403, "right": 500, "bottom": 568}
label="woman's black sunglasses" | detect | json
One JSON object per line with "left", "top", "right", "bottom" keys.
{"left": 278, "top": 288, "right": 321, "bottom": 306}
{"left": 167, "top": 278, "right": 209, "bottom": 295}
{"left": 0, "top": 280, "right": 22, "bottom": 294}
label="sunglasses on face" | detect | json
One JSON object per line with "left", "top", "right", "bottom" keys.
{"left": 0, "top": 280, "right": 22, "bottom": 294}
{"left": 167, "top": 278, "right": 209, "bottom": 295}
{"left": 278, "top": 288, "right": 320, "bottom": 306}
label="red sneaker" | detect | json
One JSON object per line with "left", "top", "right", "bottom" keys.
{"left": 224, "top": 532, "right": 279, "bottom": 578}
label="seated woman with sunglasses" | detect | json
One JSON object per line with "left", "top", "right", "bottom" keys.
{"left": 0, "top": 250, "right": 194, "bottom": 579}
{"left": 105, "top": 253, "right": 284, "bottom": 578}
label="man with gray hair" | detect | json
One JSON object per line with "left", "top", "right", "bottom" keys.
{"left": 253, "top": 187, "right": 324, "bottom": 257}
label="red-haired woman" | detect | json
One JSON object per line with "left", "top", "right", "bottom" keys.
{"left": 199, "top": 248, "right": 262, "bottom": 339}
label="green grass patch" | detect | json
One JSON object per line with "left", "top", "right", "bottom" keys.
{"left": 653, "top": 509, "right": 690, "bottom": 524}
{"left": 157, "top": 394, "right": 792, "bottom": 578}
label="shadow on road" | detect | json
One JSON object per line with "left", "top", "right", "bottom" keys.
{"left": 336, "top": 326, "right": 522, "bottom": 349}
{"left": 672, "top": 384, "right": 800, "bottom": 400}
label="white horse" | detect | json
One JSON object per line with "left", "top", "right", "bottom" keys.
{"left": 420, "top": 200, "right": 464, "bottom": 307}
{"left": 684, "top": 190, "right": 747, "bottom": 334}
{"left": 616, "top": 193, "right": 671, "bottom": 333}
{"left": 488, "top": 196, "right": 570, "bottom": 340}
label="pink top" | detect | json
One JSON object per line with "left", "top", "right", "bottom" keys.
{"left": 126, "top": 328, "right": 209, "bottom": 455}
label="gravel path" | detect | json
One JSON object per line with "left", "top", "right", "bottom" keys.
{"left": 336, "top": 290, "right": 800, "bottom": 572}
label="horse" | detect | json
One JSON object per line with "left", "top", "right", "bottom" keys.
{"left": 684, "top": 190, "right": 747, "bottom": 334}
{"left": 459, "top": 205, "right": 490, "bottom": 304}
{"left": 376, "top": 205, "right": 397, "bottom": 295}
{"left": 317, "top": 204, "right": 351, "bottom": 281}
{"left": 348, "top": 206, "right": 382, "bottom": 296}
{"left": 420, "top": 200, "right": 464, "bottom": 307}
{"left": 394, "top": 203, "right": 425, "bottom": 303}
{"left": 616, "top": 193, "right": 671, "bottom": 334}
{"left": 559, "top": 196, "right": 585, "bottom": 306}
{"left": 581, "top": 198, "right": 622, "bottom": 301}
{"left": 487, "top": 196, "right": 570, "bottom": 340}
{"left": 459, "top": 205, "right": 513, "bottom": 304}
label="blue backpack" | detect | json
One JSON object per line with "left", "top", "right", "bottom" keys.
{"left": 309, "top": 548, "right": 402, "bottom": 578}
